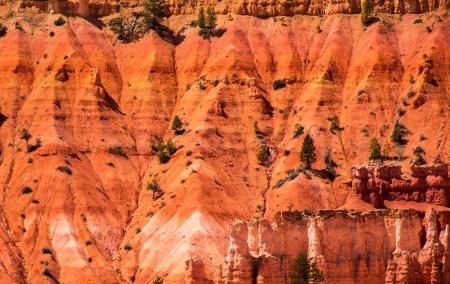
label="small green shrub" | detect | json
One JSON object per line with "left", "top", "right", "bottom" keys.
{"left": 21, "top": 186, "right": 32, "bottom": 194}
{"left": 107, "top": 145, "right": 127, "bottom": 158}
{"left": 153, "top": 276, "right": 164, "bottom": 284}
{"left": 369, "top": 138, "right": 382, "bottom": 160}
{"left": 124, "top": 244, "right": 132, "bottom": 251}
{"left": 15, "top": 22, "right": 24, "bottom": 32}
{"left": 166, "top": 139, "right": 176, "bottom": 155}
{"left": 413, "top": 19, "right": 423, "bottom": 24}
{"left": 147, "top": 179, "right": 162, "bottom": 199}
{"left": 316, "top": 24, "right": 322, "bottom": 33}
{"left": 42, "top": 247, "right": 52, "bottom": 254}
{"left": 328, "top": 116, "right": 343, "bottom": 133}
{"left": 257, "top": 145, "right": 270, "bottom": 165}
{"left": 293, "top": 124, "right": 304, "bottom": 139}
{"left": 56, "top": 166, "right": 72, "bottom": 175}
{"left": 172, "top": 115, "right": 184, "bottom": 135}
{"left": 54, "top": 17, "right": 66, "bottom": 26}
{"left": 391, "top": 122, "right": 408, "bottom": 145}
{"left": 273, "top": 79, "right": 286, "bottom": 90}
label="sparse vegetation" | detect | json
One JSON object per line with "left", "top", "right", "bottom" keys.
{"left": 109, "top": 15, "right": 125, "bottom": 38}
{"left": 172, "top": 115, "right": 185, "bottom": 135}
{"left": 300, "top": 134, "right": 316, "bottom": 170}
{"left": 56, "top": 166, "right": 72, "bottom": 175}
{"left": 124, "top": 244, "right": 132, "bottom": 251}
{"left": 15, "top": 22, "right": 24, "bottom": 32}
{"left": 369, "top": 138, "right": 382, "bottom": 160}
{"left": 143, "top": 0, "right": 168, "bottom": 28}
{"left": 19, "top": 128, "right": 32, "bottom": 148}
{"left": 198, "top": 7, "right": 206, "bottom": 28}
{"left": 107, "top": 145, "right": 127, "bottom": 158}
{"left": 289, "top": 252, "right": 324, "bottom": 284}
{"left": 147, "top": 178, "right": 163, "bottom": 199}
{"left": 257, "top": 144, "right": 270, "bottom": 165}
{"left": 328, "top": 116, "right": 343, "bottom": 133}
{"left": 27, "top": 137, "right": 42, "bottom": 152}
{"left": 42, "top": 247, "right": 52, "bottom": 254}
{"left": 54, "top": 17, "right": 66, "bottom": 26}
{"left": 382, "top": 142, "right": 392, "bottom": 160}
{"left": 206, "top": 5, "right": 217, "bottom": 32}
{"left": 316, "top": 24, "right": 322, "bottom": 33}
{"left": 166, "top": 139, "right": 176, "bottom": 155}
{"left": 412, "top": 146, "right": 426, "bottom": 165}
{"left": 361, "top": 0, "right": 378, "bottom": 26}
{"left": 21, "top": 186, "right": 32, "bottom": 194}
{"left": 153, "top": 276, "right": 164, "bottom": 284}
{"left": 152, "top": 139, "right": 177, "bottom": 164}
{"left": 293, "top": 124, "right": 304, "bottom": 139}
{"left": 391, "top": 122, "right": 408, "bottom": 145}
{"left": 413, "top": 19, "right": 423, "bottom": 24}
{"left": 273, "top": 79, "right": 286, "bottom": 90}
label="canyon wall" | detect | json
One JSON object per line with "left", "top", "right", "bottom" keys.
{"left": 223, "top": 208, "right": 450, "bottom": 283}
{"left": 0, "top": 4, "right": 448, "bottom": 283}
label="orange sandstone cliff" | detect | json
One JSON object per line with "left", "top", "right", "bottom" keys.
{"left": 0, "top": 0, "right": 449, "bottom": 283}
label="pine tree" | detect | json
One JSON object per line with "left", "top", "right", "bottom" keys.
{"left": 172, "top": 115, "right": 183, "bottom": 131}
{"left": 369, "top": 138, "right": 382, "bottom": 160}
{"left": 300, "top": 134, "right": 316, "bottom": 169}
{"left": 206, "top": 5, "right": 217, "bottom": 31}
{"left": 391, "top": 122, "right": 407, "bottom": 145}
{"left": 289, "top": 253, "right": 324, "bottom": 284}
{"left": 143, "top": 0, "right": 168, "bottom": 28}
{"left": 361, "top": 0, "right": 374, "bottom": 26}
{"left": 198, "top": 7, "right": 206, "bottom": 29}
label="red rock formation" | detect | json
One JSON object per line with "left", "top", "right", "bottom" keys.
{"left": 352, "top": 163, "right": 450, "bottom": 208}
{"left": 0, "top": 2, "right": 448, "bottom": 282}
{"left": 223, "top": 209, "right": 450, "bottom": 283}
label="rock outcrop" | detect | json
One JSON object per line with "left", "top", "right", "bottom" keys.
{"left": 223, "top": 209, "right": 450, "bottom": 283}
{"left": 352, "top": 163, "right": 450, "bottom": 208}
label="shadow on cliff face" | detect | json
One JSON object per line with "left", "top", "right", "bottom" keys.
{"left": 103, "top": 91, "right": 125, "bottom": 115}
{"left": 153, "top": 23, "right": 185, "bottom": 45}
{"left": 0, "top": 112, "right": 7, "bottom": 127}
